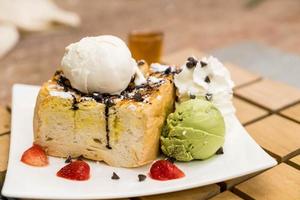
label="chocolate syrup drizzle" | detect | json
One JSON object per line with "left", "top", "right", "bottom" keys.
{"left": 103, "top": 97, "right": 114, "bottom": 149}
{"left": 54, "top": 70, "right": 172, "bottom": 149}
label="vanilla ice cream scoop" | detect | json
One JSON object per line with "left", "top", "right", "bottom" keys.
{"left": 61, "top": 35, "right": 141, "bottom": 94}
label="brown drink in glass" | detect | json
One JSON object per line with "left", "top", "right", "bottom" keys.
{"left": 128, "top": 31, "right": 163, "bottom": 64}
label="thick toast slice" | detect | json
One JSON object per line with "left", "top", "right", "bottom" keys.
{"left": 33, "top": 65, "right": 175, "bottom": 167}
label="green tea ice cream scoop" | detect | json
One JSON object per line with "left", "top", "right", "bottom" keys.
{"left": 161, "top": 99, "right": 225, "bottom": 161}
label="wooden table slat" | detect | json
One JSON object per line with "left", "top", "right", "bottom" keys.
{"left": 0, "top": 134, "right": 10, "bottom": 187}
{"left": 0, "top": 134, "right": 10, "bottom": 172}
{"left": 233, "top": 163, "right": 300, "bottom": 200}
{"left": 233, "top": 97, "right": 268, "bottom": 125}
{"left": 235, "top": 79, "right": 300, "bottom": 111}
{"left": 0, "top": 106, "right": 11, "bottom": 135}
{"left": 220, "top": 171, "right": 261, "bottom": 190}
{"left": 287, "top": 155, "right": 300, "bottom": 170}
{"left": 280, "top": 103, "right": 300, "bottom": 123}
{"left": 246, "top": 115, "right": 300, "bottom": 162}
{"left": 209, "top": 191, "right": 242, "bottom": 200}
{"left": 138, "top": 184, "right": 220, "bottom": 200}
{"left": 289, "top": 155, "right": 300, "bottom": 166}
{"left": 225, "top": 63, "right": 261, "bottom": 88}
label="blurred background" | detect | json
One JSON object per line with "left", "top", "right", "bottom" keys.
{"left": 1, "top": 0, "right": 300, "bottom": 105}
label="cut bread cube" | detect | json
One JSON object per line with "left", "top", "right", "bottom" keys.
{"left": 34, "top": 69, "right": 175, "bottom": 167}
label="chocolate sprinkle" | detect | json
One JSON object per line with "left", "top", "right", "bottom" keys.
{"left": 92, "top": 92, "right": 103, "bottom": 102}
{"left": 71, "top": 95, "right": 79, "bottom": 110}
{"left": 104, "top": 97, "right": 115, "bottom": 107}
{"left": 205, "top": 93, "right": 213, "bottom": 101}
{"left": 186, "top": 57, "right": 198, "bottom": 69}
{"left": 133, "top": 92, "right": 144, "bottom": 102}
{"left": 216, "top": 147, "right": 224, "bottom": 155}
{"left": 204, "top": 76, "right": 211, "bottom": 83}
{"left": 57, "top": 75, "right": 72, "bottom": 89}
{"left": 65, "top": 155, "right": 72, "bottom": 163}
{"left": 166, "top": 157, "right": 176, "bottom": 163}
{"left": 187, "top": 57, "right": 196, "bottom": 62}
{"left": 111, "top": 172, "right": 120, "bottom": 180}
{"left": 190, "top": 94, "right": 196, "bottom": 99}
{"left": 164, "top": 67, "right": 172, "bottom": 75}
{"left": 54, "top": 71, "right": 167, "bottom": 104}
{"left": 200, "top": 61, "right": 207, "bottom": 67}
{"left": 138, "top": 174, "right": 147, "bottom": 182}
{"left": 77, "top": 155, "right": 84, "bottom": 160}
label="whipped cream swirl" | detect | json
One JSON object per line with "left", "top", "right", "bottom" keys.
{"left": 174, "top": 56, "right": 235, "bottom": 116}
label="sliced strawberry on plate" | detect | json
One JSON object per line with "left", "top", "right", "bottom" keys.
{"left": 57, "top": 160, "right": 90, "bottom": 181}
{"left": 149, "top": 159, "right": 185, "bottom": 181}
{"left": 21, "top": 144, "right": 49, "bottom": 167}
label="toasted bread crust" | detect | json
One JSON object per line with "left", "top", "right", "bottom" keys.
{"left": 34, "top": 72, "right": 174, "bottom": 167}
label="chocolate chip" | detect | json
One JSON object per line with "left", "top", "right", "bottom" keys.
{"left": 92, "top": 92, "right": 103, "bottom": 102}
{"left": 57, "top": 75, "right": 72, "bottom": 89}
{"left": 65, "top": 155, "right": 72, "bottom": 163}
{"left": 200, "top": 61, "right": 207, "bottom": 67}
{"left": 186, "top": 61, "right": 197, "bottom": 69}
{"left": 166, "top": 157, "right": 176, "bottom": 163}
{"left": 133, "top": 92, "right": 144, "bottom": 102}
{"left": 138, "top": 174, "right": 147, "bottom": 182}
{"left": 205, "top": 93, "right": 213, "bottom": 101}
{"left": 216, "top": 147, "right": 224, "bottom": 155}
{"left": 104, "top": 98, "right": 115, "bottom": 107}
{"left": 186, "top": 57, "right": 198, "bottom": 69}
{"left": 111, "top": 172, "right": 120, "bottom": 180}
{"left": 204, "top": 76, "right": 211, "bottom": 83}
{"left": 190, "top": 94, "right": 196, "bottom": 99}
{"left": 164, "top": 67, "right": 172, "bottom": 74}
{"left": 187, "top": 57, "right": 196, "bottom": 62}
{"left": 121, "top": 92, "right": 129, "bottom": 99}
{"left": 77, "top": 155, "right": 84, "bottom": 160}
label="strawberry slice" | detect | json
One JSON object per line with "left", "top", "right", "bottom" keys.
{"left": 57, "top": 160, "right": 90, "bottom": 181}
{"left": 21, "top": 144, "right": 48, "bottom": 167}
{"left": 149, "top": 159, "right": 185, "bottom": 181}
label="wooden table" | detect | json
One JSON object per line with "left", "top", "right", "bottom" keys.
{"left": 1, "top": 48, "right": 300, "bottom": 200}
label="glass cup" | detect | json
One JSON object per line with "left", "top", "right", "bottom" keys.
{"left": 128, "top": 30, "right": 163, "bottom": 64}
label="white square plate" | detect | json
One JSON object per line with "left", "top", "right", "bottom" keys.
{"left": 2, "top": 84, "right": 277, "bottom": 199}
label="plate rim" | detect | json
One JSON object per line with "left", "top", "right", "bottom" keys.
{"left": 1, "top": 84, "right": 277, "bottom": 199}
